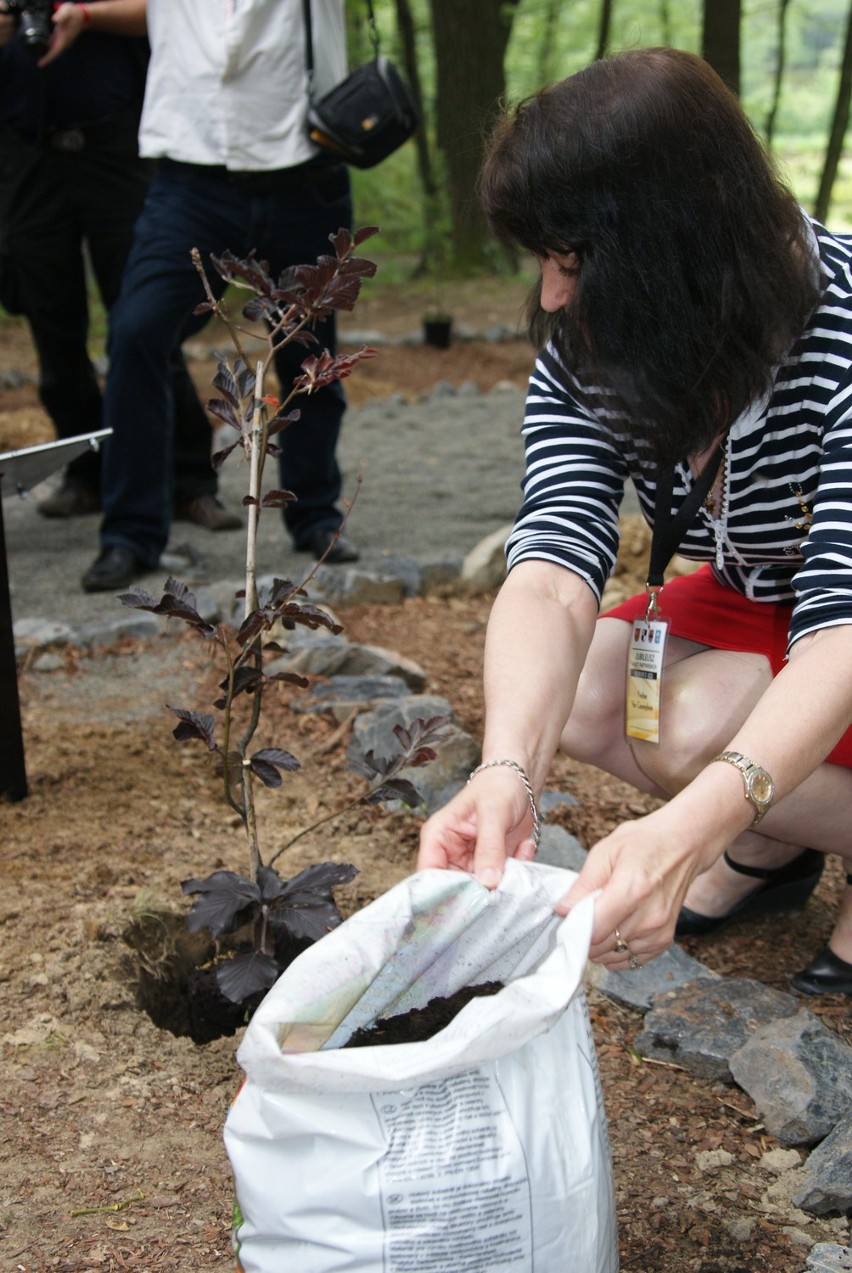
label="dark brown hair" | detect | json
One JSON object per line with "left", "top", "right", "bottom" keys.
{"left": 480, "top": 47, "right": 821, "bottom": 466}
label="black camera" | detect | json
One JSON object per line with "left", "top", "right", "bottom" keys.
{"left": 1, "top": 0, "right": 53, "bottom": 57}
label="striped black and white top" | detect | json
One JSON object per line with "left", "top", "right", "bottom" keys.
{"left": 505, "top": 218, "right": 852, "bottom": 654}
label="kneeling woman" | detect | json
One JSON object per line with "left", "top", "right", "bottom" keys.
{"left": 418, "top": 46, "right": 852, "bottom": 996}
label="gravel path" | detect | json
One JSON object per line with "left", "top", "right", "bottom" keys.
{"left": 4, "top": 383, "right": 531, "bottom": 631}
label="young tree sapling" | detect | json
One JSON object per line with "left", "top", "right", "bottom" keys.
{"left": 121, "top": 228, "right": 450, "bottom": 1019}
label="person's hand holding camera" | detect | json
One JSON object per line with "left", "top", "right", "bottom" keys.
{"left": 38, "top": 2, "right": 90, "bottom": 67}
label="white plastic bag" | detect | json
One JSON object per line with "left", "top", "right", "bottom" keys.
{"left": 225, "top": 859, "right": 618, "bottom": 1272}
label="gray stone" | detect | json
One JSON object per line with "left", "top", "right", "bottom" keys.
{"left": 31, "top": 651, "right": 65, "bottom": 672}
{"left": 267, "top": 633, "right": 349, "bottom": 677}
{"left": 429, "top": 381, "right": 457, "bottom": 399}
{"left": 312, "top": 565, "right": 407, "bottom": 606}
{"left": 417, "top": 556, "right": 463, "bottom": 593}
{"left": 634, "top": 977, "right": 800, "bottom": 1080}
{"left": 14, "top": 617, "right": 76, "bottom": 650}
{"left": 452, "top": 323, "right": 478, "bottom": 342}
{"left": 806, "top": 1242, "right": 852, "bottom": 1270}
{"left": 188, "top": 585, "right": 222, "bottom": 624}
{"left": 537, "top": 825, "right": 587, "bottom": 874}
{"left": 347, "top": 694, "right": 479, "bottom": 815}
{"left": 269, "top": 635, "right": 426, "bottom": 691}
{"left": 336, "top": 328, "right": 389, "bottom": 346}
{"left": 458, "top": 381, "right": 480, "bottom": 397}
{"left": 399, "top": 727, "right": 481, "bottom": 815}
{"left": 363, "top": 555, "right": 423, "bottom": 598}
{"left": 292, "top": 674, "right": 412, "bottom": 719}
{"left": 593, "top": 944, "right": 720, "bottom": 1013}
{"left": 793, "top": 1115, "right": 852, "bottom": 1216}
{"left": 159, "top": 542, "right": 209, "bottom": 580}
{"left": 461, "top": 525, "right": 511, "bottom": 593}
{"left": 348, "top": 694, "right": 457, "bottom": 767}
{"left": 482, "top": 323, "right": 521, "bottom": 343}
{"left": 206, "top": 579, "right": 245, "bottom": 624}
{"left": 76, "top": 614, "right": 164, "bottom": 646}
{"left": 539, "top": 789, "right": 579, "bottom": 813}
{"left": 729, "top": 1010, "right": 852, "bottom": 1145}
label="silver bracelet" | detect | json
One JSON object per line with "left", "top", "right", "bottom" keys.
{"left": 467, "top": 758, "right": 541, "bottom": 850}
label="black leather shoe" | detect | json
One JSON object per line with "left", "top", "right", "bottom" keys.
{"left": 174, "top": 494, "right": 241, "bottom": 531}
{"left": 81, "top": 545, "right": 149, "bottom": 593}
{"left": 304, "top": 527, "right": 359, "bottom": 563}
{"left": 675, "top": 847, "right": 824, "bottom": 937}
{"left": 791, "top": 945, "right": 852, "bottom": 996}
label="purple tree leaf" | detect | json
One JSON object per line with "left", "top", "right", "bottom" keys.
{"left": 169, "top": 706, "right": 218, "bottom": 749}
{"left": 181, "top": 869, "right": 260, "bottom": 937}
{"left": 216, "top": 949, "right": 279, "bottom": 1002}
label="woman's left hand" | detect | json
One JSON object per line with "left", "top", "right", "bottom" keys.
{"left": 557, "top": 807, "right": 721, "bottom": 969}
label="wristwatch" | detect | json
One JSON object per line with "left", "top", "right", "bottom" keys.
{"left": 713, "top": 751, "right": 775, "bottom": 825}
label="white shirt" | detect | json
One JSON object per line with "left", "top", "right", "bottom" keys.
{"left": 139, "top": 0, "right": 347, "bottom": 171}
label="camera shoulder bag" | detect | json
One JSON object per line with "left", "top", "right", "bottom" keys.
{"left": 302, "top": 0, "right": 419, "bottom": 169}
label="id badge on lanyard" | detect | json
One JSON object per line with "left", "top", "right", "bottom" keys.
{"left": 625, "top": 586, "right": 668, "bottom": 744}
{"left": 624, "top": 442, "right": 724, "bottom": 746}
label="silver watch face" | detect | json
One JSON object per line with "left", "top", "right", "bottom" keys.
{"left": 747, "top": 769, "right": 774, "bottom": 806}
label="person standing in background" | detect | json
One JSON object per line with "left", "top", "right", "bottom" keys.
{"left": 80, "top": 0, "right": 358, "bottom": 593}
{"left": 0, "top": 0, "right": 241, "bottom": 530}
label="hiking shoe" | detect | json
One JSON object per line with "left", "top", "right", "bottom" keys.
{"left": 38, "top": 480, "right": 101, "bottom": 518}
{"left": 174, "top": 494, "right": 241, "bottom": 531}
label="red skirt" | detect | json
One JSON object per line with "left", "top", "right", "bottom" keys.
{"left": 601, "top": 564, "right": 852, "bottom": 768}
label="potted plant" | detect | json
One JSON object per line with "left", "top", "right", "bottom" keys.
{"left": 422, "top": 308, "right": 453, "bottom": 349}
{"left": 422, "top": 268, "right": 453, "bottom": 347}
{"left": 120, "top": 228, "right": 450, "bottom": 1044}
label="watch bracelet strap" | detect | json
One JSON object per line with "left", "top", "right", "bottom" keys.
{"left": 712, "top": 750, "right": 771, "bottom": 826}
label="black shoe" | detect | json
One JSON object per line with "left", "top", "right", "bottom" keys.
{"left": 81, "top": 545, "right": 149, "bottom": 593}
{"left": 303, "top": 527, "right": 359, "bottom": 564}
{"left": 174, "top": 494, "right": 241, "bottom": 531}
{"left": 791, "top": 945, "right": 852, "bottom": 996}
{"left": 675, "top": 847, "right": 824, "bottom": 937}
{"left": 38, "top": 480, "right": 101, "bottom": 518}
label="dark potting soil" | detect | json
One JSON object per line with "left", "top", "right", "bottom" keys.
{"left": 343, "top": 981, "right": 504, "bottom": 1048}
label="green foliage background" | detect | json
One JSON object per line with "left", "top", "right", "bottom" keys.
{"left": 351, "top": 0, "right": 852, "bottom": 276}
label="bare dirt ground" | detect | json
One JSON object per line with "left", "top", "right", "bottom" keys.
{"left": 1, "top": 277, "right": 850, "bottom": 1272}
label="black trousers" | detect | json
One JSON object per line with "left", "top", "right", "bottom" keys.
{"left": 0, "top": 115, "right": 215, "bottom": 501}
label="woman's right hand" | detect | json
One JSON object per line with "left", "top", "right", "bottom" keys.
{"left": 417, "top": 767, "right": 537, "bottom": 888}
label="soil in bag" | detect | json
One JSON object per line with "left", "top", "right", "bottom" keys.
{"left": 343, "top": 981, "right": 503, "bottom": 1048}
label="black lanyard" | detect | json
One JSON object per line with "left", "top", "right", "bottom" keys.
{"left": 647, "top": 443, "right": 725, "bottom": 593}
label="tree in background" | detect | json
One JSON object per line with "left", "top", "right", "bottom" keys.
{"left": 392, "top": 0, "right": 438, "bottom": 274}
{"left": 815, "top": 0, "right": 852, "bottom": 221}
{"left": 347, "top": 0, "right": 852, "bottom": 275}
{"left": 595, "top": 0, "right": 614, "bottom": 61}
{"left": 702, "top": 0, "right": 741, "bottom": 94}
{"left": 764, "top": 0, "right": 793, "bottom": 145}
{"left": 535, "top": 0, "right": 562, "bottom": 85}
{"left": 428, "top": 0, "right": 521, "bottom": 272}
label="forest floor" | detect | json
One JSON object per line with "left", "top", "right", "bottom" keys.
{"left": 0, "top": 273, "right": 850, "bottom": 1272}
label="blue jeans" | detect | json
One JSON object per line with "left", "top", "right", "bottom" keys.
{"left": 100, "top": 158, "right": 352, "bottom": 564}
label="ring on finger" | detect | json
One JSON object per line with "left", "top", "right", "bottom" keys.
{"left": 613, "top": 928, "right": 629, "bottom": 954}
{"left": 629, "top": 953, "right": 641, "bottom": 970}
